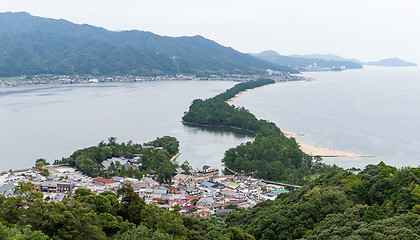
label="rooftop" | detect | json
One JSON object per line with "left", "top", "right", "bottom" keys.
{"left": 93, "top": 177, "right": 115, "bottom": 184}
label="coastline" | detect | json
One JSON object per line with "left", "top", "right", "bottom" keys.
{"left": 226, "top": 82, "right": 277, "bottom": 105}
{"left": 283, "top": 130, "right": 373, "bottom": 159}
{"left": 228, "top": 83, "right": 374, "bottom": 160}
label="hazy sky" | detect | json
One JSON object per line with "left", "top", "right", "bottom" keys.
{"left": 2, "top": 0, "right": 420, "bottom": 64}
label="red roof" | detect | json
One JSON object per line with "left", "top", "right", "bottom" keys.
{"left": 182, "top": 205, "right": 197, "bottom": 209}
{"left": 186, "top": 195, "right": 200, "bottom": 201}
{"left": 176, "top": 200, "right": 188, "bottom": 206}
{"left": 93, "top": 177, "right": 114, "bottom": 184}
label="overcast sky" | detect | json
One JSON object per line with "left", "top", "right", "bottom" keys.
{"left": 2, "top": 0, "right": 419, "bottom": 64}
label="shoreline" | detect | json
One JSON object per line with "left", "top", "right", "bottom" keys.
{"left": 283, "top": 130, "right": 373, "bottom": 159}
{"left": 226, "top": 82, "right": 277, "bottom": 106}
{"left": 228, "top": 83, "right": 374, "bottom": 160}
{"left": 182, "top": 121, "right": 257, "bottom": 137}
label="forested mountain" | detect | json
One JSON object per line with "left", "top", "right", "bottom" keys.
{"left": 226, "top": 162, "right": 420, "bottom": 239}
{"left": 251, "top": 51, "right": 363, "bottom": 70}
{"left": 0, "top": 12, "right": 296, "bottom": 77}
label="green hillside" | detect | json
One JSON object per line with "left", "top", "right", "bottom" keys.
{"left": 226, "top": 162, "right": 420, "bottom": 239}
{"left": 0, "top": 12, "right": 297, "bottom": 77}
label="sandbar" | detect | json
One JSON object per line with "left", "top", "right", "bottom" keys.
{"left": 226, "top": 83, "right": 277, "bottom": 106}
{"left": 284, "top": 130, "right": 373, "bottom": 159}
{"left": 227, "top": 83, "right": 373, "bottom": 159}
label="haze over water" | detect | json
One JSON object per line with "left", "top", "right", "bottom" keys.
{"left": 233, "top": 66, "right": 420, "bottom": 169}
{"left": 0, "top": 81, "right": 251, "bottom": 171}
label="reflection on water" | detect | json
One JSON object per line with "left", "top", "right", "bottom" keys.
{"left": 184, "top": 125, "right": 255, "bottom": 139}
{"left": 177, "top": 125, "right": 253, "bottom": 170}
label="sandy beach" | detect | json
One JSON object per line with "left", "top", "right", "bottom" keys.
{"left": 227, "top": 83, "right": 373, "bottom": 159}
{"left": 283, "top": 130, "right": 373, "bottom": 159}
{"left": 226, "top": 83, "right": 277, "bottom": 106}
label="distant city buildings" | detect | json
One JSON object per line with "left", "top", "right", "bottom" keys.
{"left": 0, "top": 72, "right": 303, "bottom": 87}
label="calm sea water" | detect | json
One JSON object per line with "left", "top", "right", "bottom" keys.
{"left": 2, "top": 67, "right": 419, "bottom": 171}
{"left": 0, "top": 81, "right": 251, "bottom": 171}
{"left": 233, "top": 66, "right": 420, "bottom": 169}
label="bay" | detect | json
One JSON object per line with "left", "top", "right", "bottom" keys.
{"left": 3, "top": 66, "right": 418, "bottom": 172}
{"left": 0, "top": 81, "right": 251, "bottom": 171}
{"left": 233, "top": 66, "right": 420, "bottom": 169}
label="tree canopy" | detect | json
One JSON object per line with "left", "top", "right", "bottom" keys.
{"left": 0, "top": 184, "right": 253, "bottom": 239}
{"left": 57, "top": 136, "right": 179, "bottom": 183}
{"left": 225, "top": 162, "right": 420, "bottom": 239}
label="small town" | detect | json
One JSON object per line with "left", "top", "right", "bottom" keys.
{"left": 0, "top": 72, "right": 304, "bottom": 87}
{"left": 0, "top": 160, "right": 291, "bottom": 218}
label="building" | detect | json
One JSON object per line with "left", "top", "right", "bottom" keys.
{"left": 41, "top": 181, "right": 57, "bottom": 193}
{"left": 92, "top": 177, "right": 119, "bottom": 189}
{"left": 57, "top": 182, "right": 74, "bottom": 195}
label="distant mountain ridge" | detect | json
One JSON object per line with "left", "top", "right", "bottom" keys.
{"left": 291, "top": 53, "right": 417, "bottom": 67}
{"left": 0, "top": 12, "right": 296, "bottom": 77}
{"left": 251, "top": 50, "right": 363, "bottom": 71}
{"left": 364, "top": 58, "right": 417, "bottom": 67}
{"left": 290, "top": 53, "right": 362, "bottom": 64}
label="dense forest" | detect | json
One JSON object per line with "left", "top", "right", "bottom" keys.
{"left": 0, "top": 183, "right": 254, "bottom": 239}
{"left": 183, "top": 79, "right": 336, "bottom": 184}
{"left": 56, "top": 136, "right": 180, "bottom": 183}
{"left": 0, "top": 12, "right": 296, "bottom": 77}
{"left": 225, "top": 162, "right": 420, "bottom": 239}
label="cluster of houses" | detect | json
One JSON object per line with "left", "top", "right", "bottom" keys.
{"left": 0, "top": 164, "right": 289, "bottom": 217}
{"left": 1, "top": 71, "right": 304, "bottom": 87}
{"left": 0, "top": 74, "right": 198, "bottom": 87}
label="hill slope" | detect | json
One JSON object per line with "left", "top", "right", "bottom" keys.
{"left": 290, "top": 53, "right": 362, "bottom": 63}
{"left": 226, "top": 162, "right": 420, "bottom": 239}
{"left": 364, "top": 57, "right": 418, "bottom": 67}
{"left": 252, "top": 50, "right": 363, "bottom": 70}
{"left": 0, "top": 12, "right": 296, "bottom": 77}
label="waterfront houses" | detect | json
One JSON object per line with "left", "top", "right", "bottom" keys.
{"left": 1, "top": 72, "right": 303, "bottom": 87}
{"left": 0, "top": 164, "right": 290, "bottom": 217}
